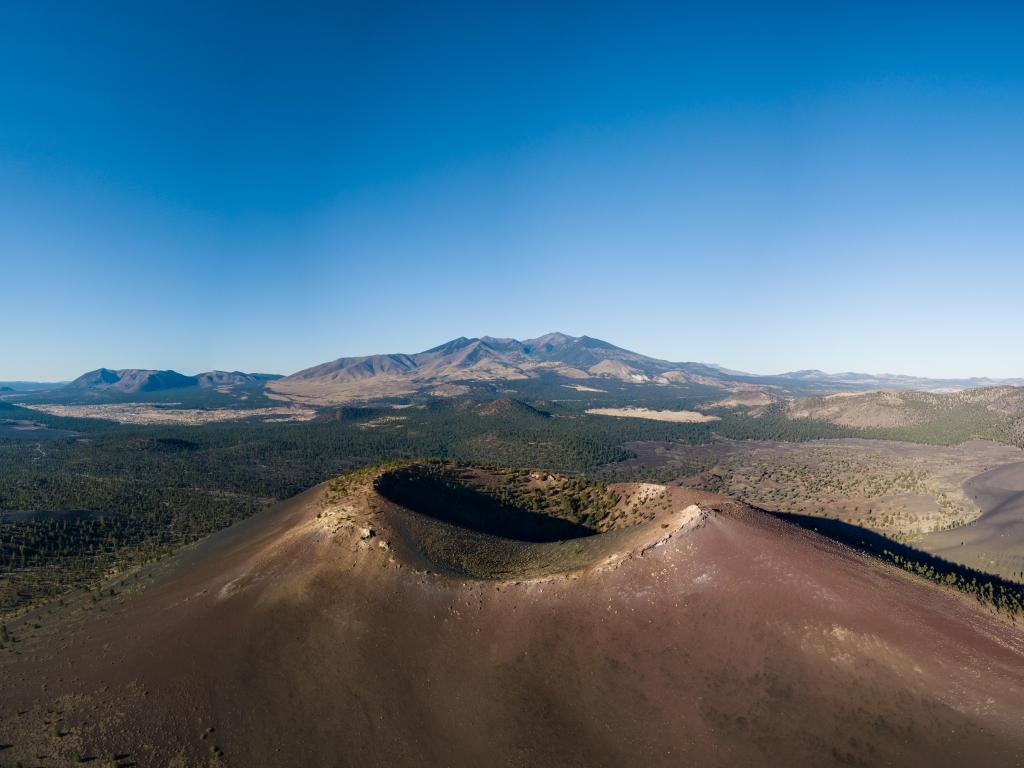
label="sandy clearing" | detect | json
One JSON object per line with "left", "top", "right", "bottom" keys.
{"left": 24, "top": 402, "right": 318, "bottom": 425}
{"left": 703, "top": 388, "right": 774, "bottom": 409}
{"left": 586, "top": 406, "right": 720, "bottom": 423}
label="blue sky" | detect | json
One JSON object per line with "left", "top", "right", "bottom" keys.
{"left": 2, "top": 1, "right": 1023, "bottom": 380}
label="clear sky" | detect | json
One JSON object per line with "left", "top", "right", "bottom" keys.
{"left": 3, "top": 1, "right": 1023, "bottom": 380}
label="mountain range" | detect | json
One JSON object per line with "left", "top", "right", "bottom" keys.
{"left": 267, "top": 332, "right": 739, "bottom": 404}
{"left": 21, "top": 333, "right": 1024, "bottom": 404}
{"left": 266, "top": 333, "right": 1024, "bottom": 405}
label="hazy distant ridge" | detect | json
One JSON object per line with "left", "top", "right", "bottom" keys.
{"left": 64, "top": 368, "right": 281, "bottom": 394}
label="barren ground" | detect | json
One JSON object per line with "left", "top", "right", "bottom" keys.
{"left": 586, "top": 407, "right": 720, "bottom": 423}
{"left": 0, "top": 466, "right": 1022, "bottom": 767}
{"left": 23, "top": 403, "right": 318, "bottom": 425}
{"left": 920, "top": 461, "right": 1024, "bottom": 580}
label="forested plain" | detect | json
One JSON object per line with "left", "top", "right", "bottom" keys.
{"left": 1, "top": 398, "right": 723, "bottom": 614}
{"left": 3, "top": 394, "right": 1021, "bottom": 620}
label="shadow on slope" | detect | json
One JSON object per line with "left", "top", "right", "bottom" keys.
{"left": 771, "top": 512, "right": 1024, "bottom": 618}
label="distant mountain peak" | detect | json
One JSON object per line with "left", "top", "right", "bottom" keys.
{"left": 195, "top": 370, "right": 283, "bottom": 387}
{"left": 66, "top": 368, "right": 198, "bottom": 394}
{"left": 423, "top": 337, "right": 475, "bottom": 355}
{"left": 270, "top": 332, "right": 711, "bottom": 404}
{"left": 526, "top": 331, "right": 575, "bottom": 348}
{"left": 64, "top": 368, "right": 282, "bottom": 395}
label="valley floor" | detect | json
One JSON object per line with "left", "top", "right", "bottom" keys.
{"left": 609, "top": 437, "right": 1024, "bottom": 581}
{"left": 920, "top": 461, "right": 1024, "bottom": 581}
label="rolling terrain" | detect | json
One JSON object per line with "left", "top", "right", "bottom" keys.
{"left": 784, "top": 387, "right": 1024, "bottom": 443}
{"left": 1, "top": 464, "right": 1021, "bottom": 767}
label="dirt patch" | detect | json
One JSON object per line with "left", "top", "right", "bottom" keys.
{"left": 24, "top": 402, "right": 317, "bottom": 425}
{"left": 0, "top": 419, "right": 77, "bottom": 439}
{"left": 702, "top": 388, "right": 775, "bottom": 409}
{"left": 358, "top": 415, "right": 407, "bottom": 429}
{"left": 586, "top": 407, "right": 719, "bottom": 423}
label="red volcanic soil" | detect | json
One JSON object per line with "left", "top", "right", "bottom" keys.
{"left": 1, "top": 473, "right": 1023, "bottom": 767}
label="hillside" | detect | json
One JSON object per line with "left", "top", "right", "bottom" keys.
{"left": 785, "top": 387, "right": 1024, "bottom": 445}
{"left": 1, "top": 465, "right": 1021, "bottom": 767}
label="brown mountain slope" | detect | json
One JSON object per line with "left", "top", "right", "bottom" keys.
{"left": 269, "top": 334, "right": 1024, "bottom": 406}
{"left": 1, "top": 470, "right": 1022, "bottom": 767}
{"left": 268, "top": 333, "right": 730, "bottom": 404}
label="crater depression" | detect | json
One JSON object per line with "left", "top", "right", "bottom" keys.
{"left": 322, "top": 461, "right": 704, "bottom": 580}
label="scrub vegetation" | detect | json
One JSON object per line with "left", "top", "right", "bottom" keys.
{"left": 0, "top": 399, "right": 711, "bottom": 615}
{"left": 5, "top": 383, "right": 1024, "bottom": 617}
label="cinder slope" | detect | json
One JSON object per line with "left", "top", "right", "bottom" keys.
{"left": 921, "top": 460, "right": 1024, "bottom": 580}
{"left": 1, "top": 474, "right": 1022, "bottom": 767}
